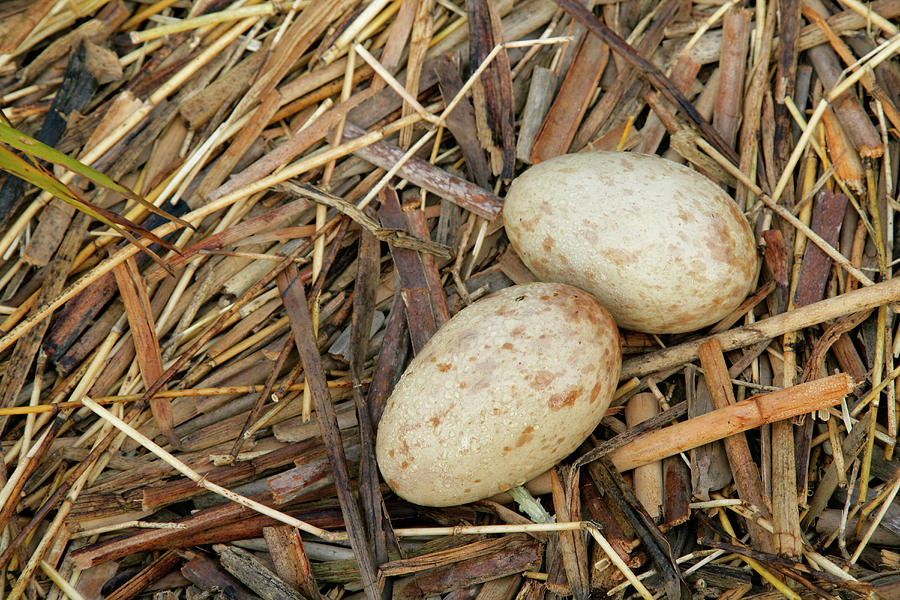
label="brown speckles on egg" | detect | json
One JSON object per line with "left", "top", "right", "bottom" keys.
{"left": 502, "top": 342, "right": 514, "bottom": 350}
{"left": 603, "top": 247, "right": 637, "bottom": 268}
{"left": 548, "top": 389, "right": 580, "bottom": 410}
{"left": 531, "top": 370, "right": 555, "bottom": 389}
{"left": 589, "top": 380, "right": 604, "bottom": 403}
{"left": 436, "top": 363, "right": 451, "bottom": 372}
{"left": 515, "top": 427, "right": 534, "bottom": 447}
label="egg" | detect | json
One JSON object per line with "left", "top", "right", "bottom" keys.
{"left": 503, "top": 151, "right": 759, "bottom": 334}
{"left": 375, "top": 283, "right": 621, "bottom": 507}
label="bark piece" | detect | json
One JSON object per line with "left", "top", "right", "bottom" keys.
{"left": 530, "top": 33, "right": 609, "bottom": 162}
{"left": 378, "top": 189, "right": 449, "bottom": 355}
{"left": 793, "top": 191, "right": 849, "bottom": 308}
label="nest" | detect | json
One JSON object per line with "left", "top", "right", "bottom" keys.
{"left": 0, "top": 0, "right": 899, "bottom": 598}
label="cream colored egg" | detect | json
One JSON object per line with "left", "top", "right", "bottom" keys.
{"left": 376, "top": 283, "right": 621, "bottom": 507}
{"left": 503, "top": 151, "right": 759, "bottom": 334}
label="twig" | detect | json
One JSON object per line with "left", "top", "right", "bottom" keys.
{"left": 80, "top": 397, "right": 338, "bottom": 540}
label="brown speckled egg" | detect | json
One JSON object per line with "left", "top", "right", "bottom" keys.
{"left": 504, "top": 151, "right": 759, "bottom": 334}
{"left": 375, "top": 283, "right": 621, "bottom": 507}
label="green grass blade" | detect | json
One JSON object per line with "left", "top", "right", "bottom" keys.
{"left": 0, "top": 120, "right": 192, "bottom": 230}
{"left": 0, "top": 145, "right": 179, "bottom": 269}
{"left": 0, "top": 121, "right": 136, "bottom": 198}
{"left": 0, "top": 145, "right": 81, "bottom": 204}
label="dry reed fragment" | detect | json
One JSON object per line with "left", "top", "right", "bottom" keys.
{"left": 609, "top": 373, "right": 854, "bottom": 471}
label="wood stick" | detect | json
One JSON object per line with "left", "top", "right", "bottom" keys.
{"left": 570, "top": 0, "right": 679, "bottom": 151}
{"left": 553, "top": 0, "right": 739, "bottom": 164}
{"left": 698, "top": 339, "right": 774, "bottom": 553}
{"left": 712, "top": 8, "right": 750, "bottom": 149}
{"left": 793, "top": 190, "right": 849, "bottom": 308}
{"left": 342, "top": 122, "right": 502, "bottom": 219}
{"left": 263, "top": 526, "right": 324, "bottom": 600}
{"left": 516, "top": 66, "right": 557, "bottom": 162}
{"left": 466, "top": 0, "right": 516, "bottom": 178}
{"left": 277, "top": 264, "right": 380, "bottom": 600}
{"left": 608, "top": 373, "right": 854, "bottom": 471}
{"left": 217, "top": 544, "right": 306, "bottom": 600}
{"left": 390, "top": 534, "right": 543, "bottom": 599}
{"left": 821, "top": 105, "right": 865, "bottom": 195}
{"left": 807, "top": 42, "right": 884, "bottom": 158}
{"left": 620, "top": 276, "right": 900, "bottom": 380}
{"left": 551, "top": 467, "right": 589, "bottom": 600}
{"left": 104, "top": 550, "right": 182, "bottom": 600}
{"left": 530, "top": 32, "right": 608, "bottom": 162}
{"left": 378, "top": 189, "right": 449, "bottom": 354}
{"left": 112, "top": 256, "right": 178, "bottom": 448}
{"left": 624, "top": 393, "right": 662, "bottom": 521}
{"left": 181, "top": 553, "right": 257, "bottom": 600}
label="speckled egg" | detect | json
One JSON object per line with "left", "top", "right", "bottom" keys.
{"left": 503, "top": 151, "right": 759, "bottom": 333}
{"left": 375, "top": 283, "right": 621, "bottom": 507}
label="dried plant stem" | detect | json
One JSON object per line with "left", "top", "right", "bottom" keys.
{"left": 129, "top": 3, "right": 292, "bottom": 42}
{"left": 372, "top": 521, "right": 587, "bottom": 538}
{"left": 699, "top": 340, "right": 774, "bottom": 553}
{"left": 0, "top": 379, "right": 356, "bottom": 416}
{"left": 72, "top": 521, "right": 186, "bottom": 539}
{"left": 0, "top": 16, "right": 257, "bottom": 259}
{"left": 835, "top": 0, "right": 898, "bottom": 35}
{"left": 39, "top": 560, "right": 87, "bottom": 600}
{"left": 850, "top": 468, "right": 900, "bottom": 563}
{"left": 354, "top": 36, "right": 570, "bottom": 209}
{"left": 205, "top": 110, "right": 427, "bottom": 210}
{"left": 7, "top": 454, "right": 92, "bottom": 600}
{"left": 717, "top": 511, "right": 801, "bottom": 600}
{"left": 587, "top": 526, "right": 654, "bottom": 600}
{"left": 80, "top": 397, "right": 339, "bottom": 540}
{"left": 765, "top": 31, "right": 900, "bottom": 206}
{"left": 621, "top": 277, "right": 900, "bottom": 379}
{"left": 609, "top": 374, "right": 853, "bottom": 471}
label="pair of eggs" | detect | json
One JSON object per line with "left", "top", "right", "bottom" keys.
{"left": 377, "top": 152, "right": 759, "bottom": 506}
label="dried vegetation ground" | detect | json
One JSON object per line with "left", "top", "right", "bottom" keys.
{"left": 2, "top": 0, "right": 900, "bottom": 598}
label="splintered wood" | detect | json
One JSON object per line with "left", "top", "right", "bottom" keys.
{"left": 2, "top": 0, "right": 900, "bottom": 598}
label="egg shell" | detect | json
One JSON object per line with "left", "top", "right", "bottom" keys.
{"left": 375, "top": 283, "right": 621, "bottom": 507}
{"left": 503, "top": 151, "right": 759, "bottom": 334}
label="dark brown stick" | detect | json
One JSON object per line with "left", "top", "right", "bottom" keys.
{"left": 699, "top": 339, "right": 774, "bottom": 553}
{"left": 343, "top": 122, "right": 502, "bottom": 219}
{"left": 552, "top": 0, "right": 739, "bottom": 165}
{"left": 105, "top": 550, "right": 182, "bottom": 600}
{"left": 277, "top": 264, "right": 380, "bottom": 600}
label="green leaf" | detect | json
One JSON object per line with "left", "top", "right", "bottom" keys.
{"left": 0, "top": 118, "right": 191, "bottom": 230}
{"left": 0, "top": 145, "right": 177, "bottom": 271}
